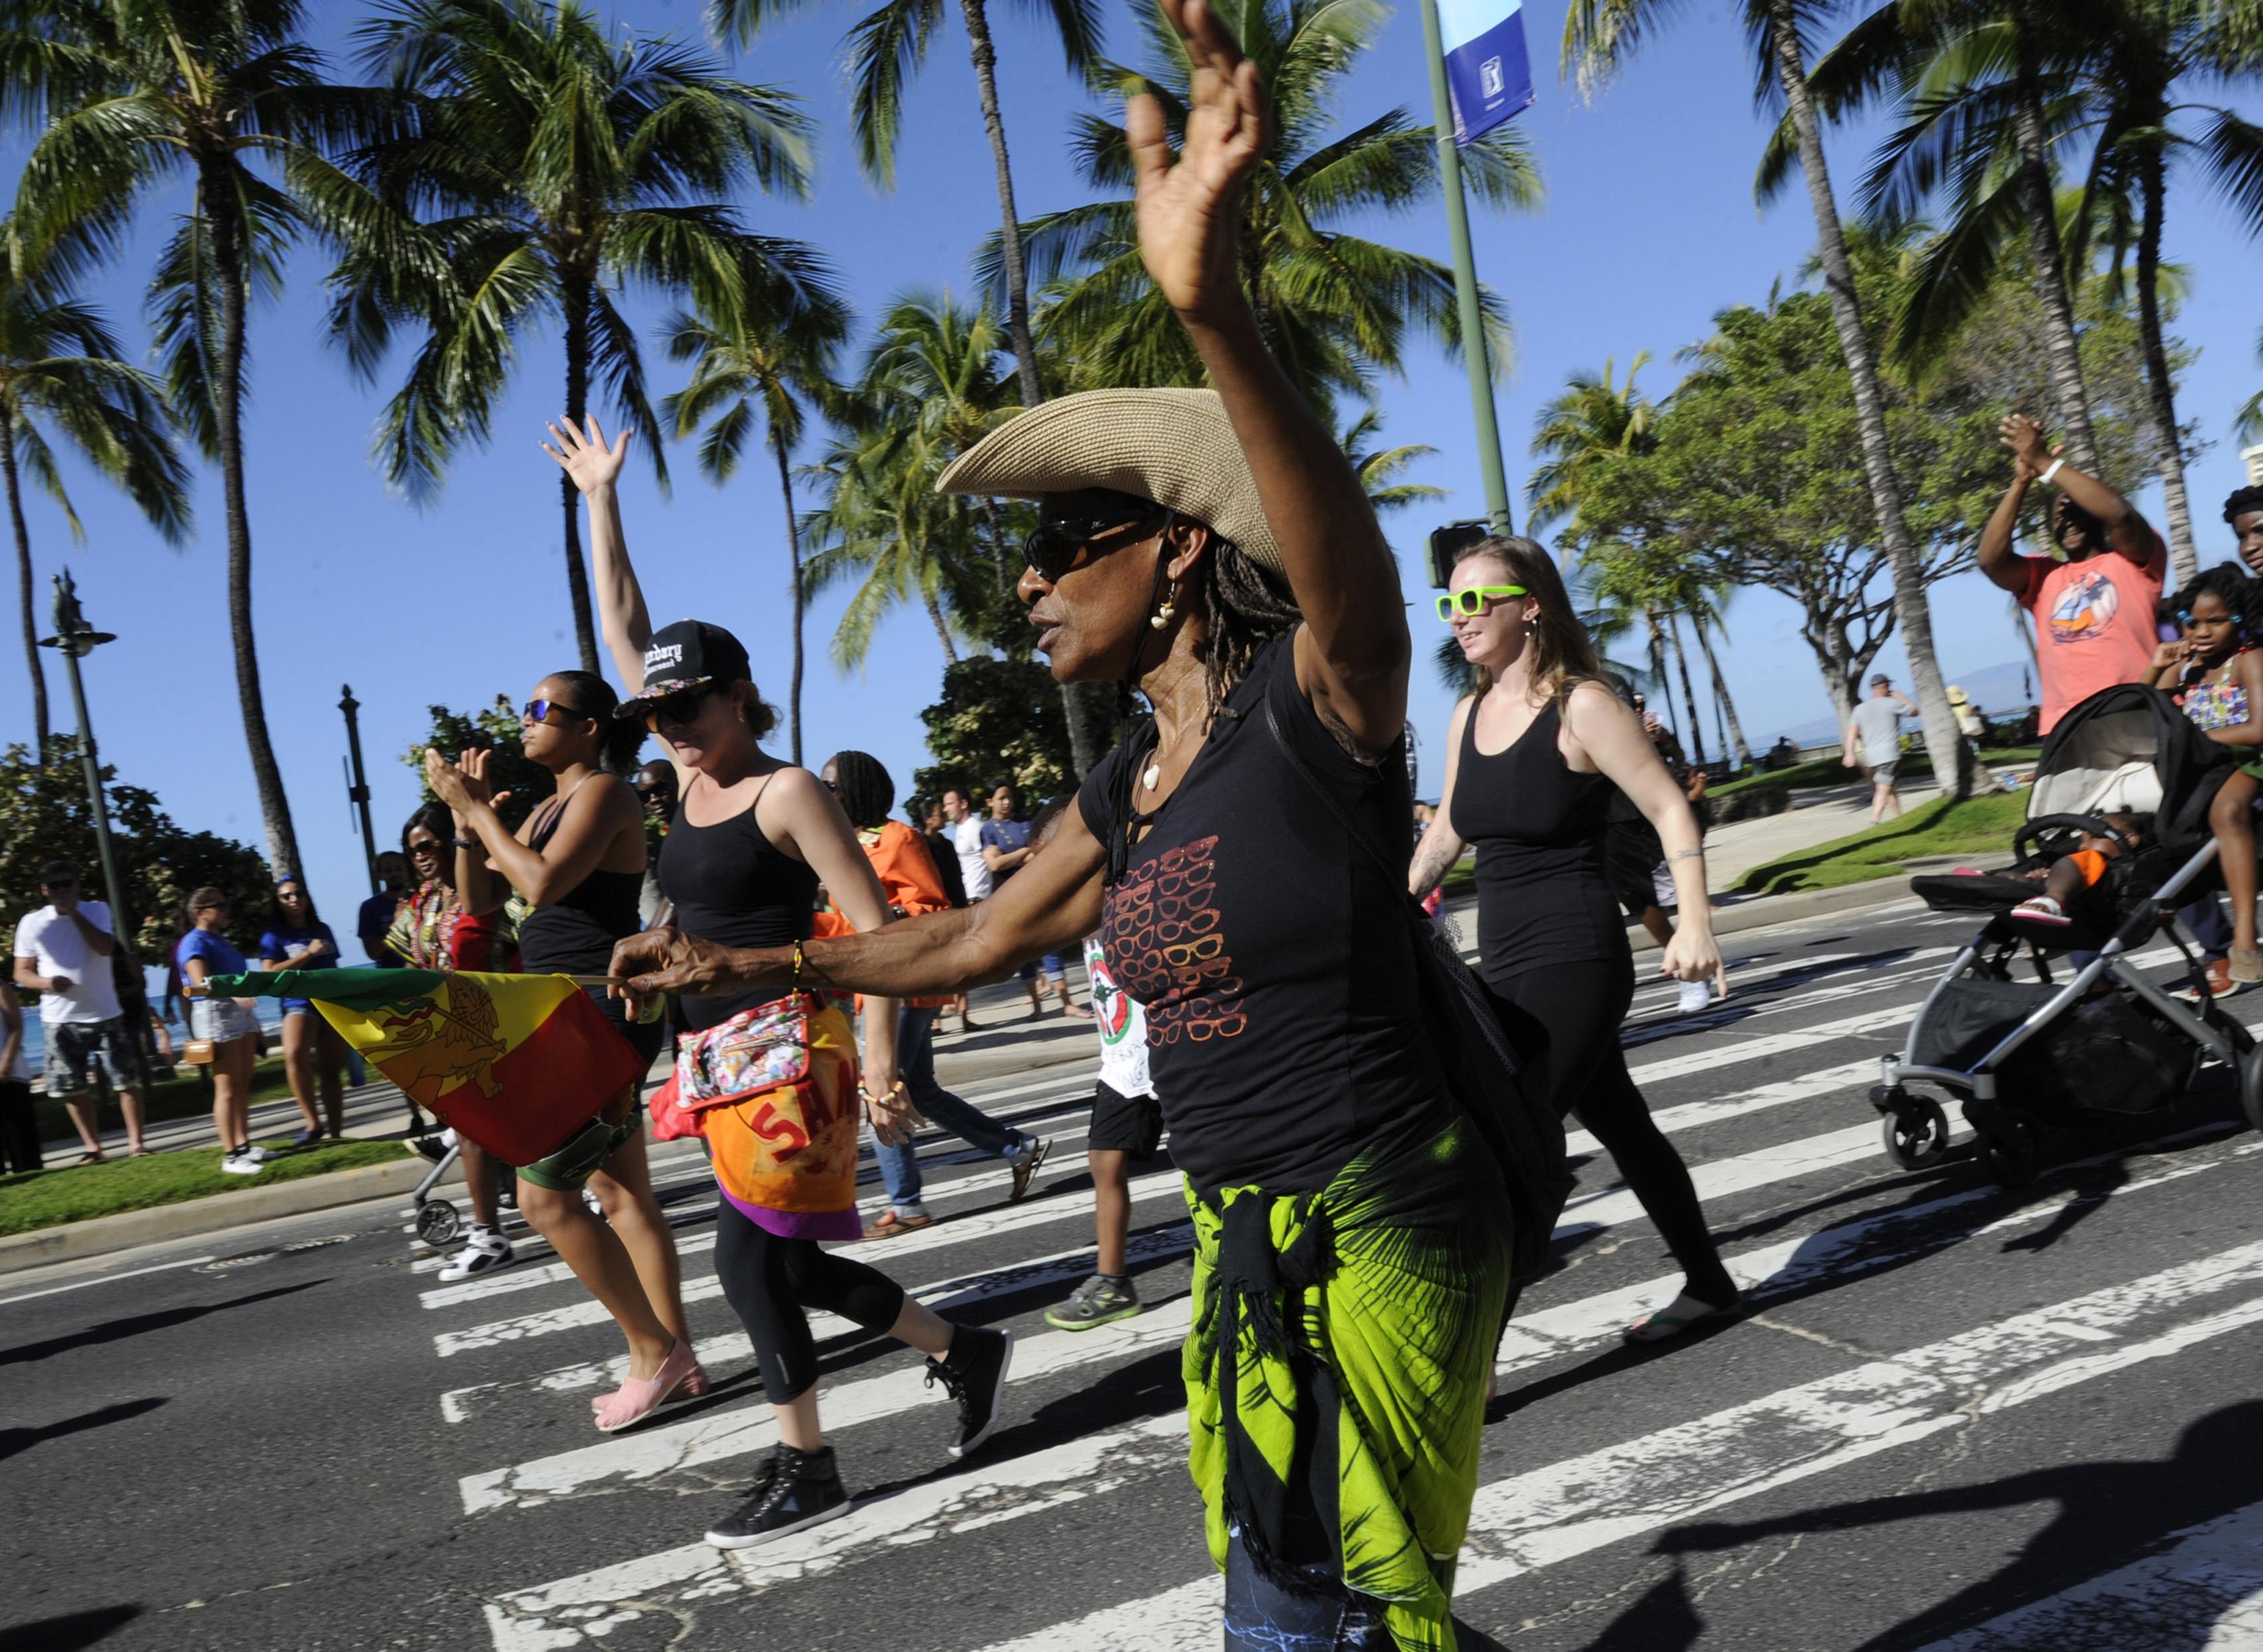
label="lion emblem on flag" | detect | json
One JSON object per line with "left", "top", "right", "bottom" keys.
{"left": 370, "top": 976, "right": 506, "bottom": 1100}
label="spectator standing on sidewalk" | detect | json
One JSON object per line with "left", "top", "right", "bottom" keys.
{"left": 0, "top": 979, "right": 37, "bottom": 1173}
{"left": 819, "top": 751, "right": 1049, "bottom": 1237}
{"left": 1844, "top": 674, "right": 1918, "bottom": 824}
{"left": 982, "top": 781, "right": 1091, "bottom": 1020}
{"left": 261, "top": 877, "right": 349, "bottom": 1143}
{"left": 174, "top": 889, "right": 268, "bottom": 1174}
{"left": 357, "top": 851, "right": 410, "bottom": 967}
{"left": 919, "top": 795, "right": 969, "bottom": 908}
{"left": 1046, "top": 930, "right": 1161, "bottom": 1329}
{"left": 12, "top": 861, "right": 146, "bottom": 1162}
{"left": 940, "top": 785, "right": 988, "bottom": 1033}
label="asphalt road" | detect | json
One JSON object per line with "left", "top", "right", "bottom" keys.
{"left": 10, "top": 893, "right": 2263, "bottom": 1652}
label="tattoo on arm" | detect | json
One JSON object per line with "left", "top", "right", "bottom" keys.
{"left": 1410, "top": 835, "right": 1458, "bottom": 893}
{"left": 1669, "top": 847, "right": 1705, "bottom": 863}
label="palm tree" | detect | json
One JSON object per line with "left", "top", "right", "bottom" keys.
{"left": 1011, "top": 0, "right": 1541, "bottom": 423}
{"left": 1566, "top": 0, "right": 1969, "bottom": 800}
{"left": 662, "top": 254, "right": 851, "bottom": 766}
{"left": 709, "top": 0, "right": 1103, "bottom": 412}
{"left": 326, "top": 0, "right": 816, "bottom": 671}
{"left": 3, "top": 0, "right": 389, "bottom": 874}
{"left": 1340, "top": 407, "right": 1444, "bottom": 516}
{"left": 1526, "top": 352, "right": 1655, "bottom": 541}
{"left": 0, "top": 242, "right": 191, "bottom": 752}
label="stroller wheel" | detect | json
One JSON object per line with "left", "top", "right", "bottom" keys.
{"left": 415, "top": 1199, "right": 463, "bottom": 1246}
{"left": 1978, "top": 1114, "right": 2042, "bottom": 1187}
{"left": 2240, "top": 1045, "right": 2263, "bottom": 1136}
{"left": 1881, "top": 1097, "right": 1952, "bottom": 1171}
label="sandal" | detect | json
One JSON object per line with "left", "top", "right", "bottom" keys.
{"left": 1622, "top": 1297, "right": 1737, "bottom": 1345}
{"left": 2232, "top": 948, "right": 2263, "bottom": 985}
{"left": 861, "top": 1209, "right": 934, "bottom": 1239}
{"left": 74, "top": 1151, "right": 105, "bottom": 1166}
{"left": 2009, "top": 897, "right": 2069, "bottom": 926}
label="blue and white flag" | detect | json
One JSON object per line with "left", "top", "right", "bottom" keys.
{"left": 1438, "top": 0, "right": 1534, "bottom": 145}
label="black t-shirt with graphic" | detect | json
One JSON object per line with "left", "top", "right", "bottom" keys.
{"left": 1076, "top": 633, "right": 1447, "bottom": 1195}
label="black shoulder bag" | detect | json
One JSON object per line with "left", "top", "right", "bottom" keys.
{"left": 1263, "top": 697, "right": 1572, "bottom": 1291}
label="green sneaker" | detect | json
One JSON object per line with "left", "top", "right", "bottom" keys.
{"left": 1044, "top": 1273, "right": 1140, "bottom": 1331}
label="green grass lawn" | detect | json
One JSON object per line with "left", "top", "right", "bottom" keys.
{"left": 1711, "top": 745, "right": 2041, "bottom": 801}
{"left": 0, "top": 1135, "right": 407, "bottom": 1236}
{"left": 1735, "top": 791, "right": 2032, "bottom": 896}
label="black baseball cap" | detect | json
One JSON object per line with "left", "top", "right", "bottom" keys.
{"left": 1869, "top": 673, "right": 1891, "bottom": 686}
{"left": 40, "top": 859, "right": 79, "bottom": 883}
{"left": 617, "top": 620, "right": 751, "bottom": 719}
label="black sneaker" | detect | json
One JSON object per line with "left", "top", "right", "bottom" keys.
{"left": 925, "top": 1325, "right": 1013, "bottom": 1459}
{"left": 704, "top": 1446, "right": 851, "bottom": 1549}
{"left": 1044, "top": 1273, "right": 1140, "bottom": 1332}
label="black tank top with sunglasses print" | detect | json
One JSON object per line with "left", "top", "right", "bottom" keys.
{"left": 1075, "top": 634, "right": 1446, "bottom": 1195}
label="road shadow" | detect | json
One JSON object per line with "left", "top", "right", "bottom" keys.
{"left": 0, "top": 1396, "right": 168, "bottom": 1463}
{"left": 1587, "top": 1565, "right": 1706, "bottom": 1651}
{"left": 1651, "top": 1400, "right": 2263, "bottom": 1649}
{"left": 5, "top": 1605, "right": 142, "bottom": 1650}
{"left": 0, "top": 1279, "right": 324, "bottom": 1368}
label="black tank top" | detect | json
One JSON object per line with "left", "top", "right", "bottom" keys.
{"left": 1454, "top": 696, "right": 1628, "bottom": 985}
{"left": 516, "top": 783, "right": 646, "bottom": 975}
{"left": 657, "top": 780, "right": 817, "bottom": 1030}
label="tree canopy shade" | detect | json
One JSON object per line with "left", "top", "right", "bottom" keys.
{"left": 0, "top": 239, "right": 190, "bottom": 753}
{"left": 319, "top": 0, "right": 818, "bottom": 670}
{"left": 662, "top": 251, "right": 853, "bottom": 765}
{"left": 1002, "top": 0, "right": 1540, "bottom": 423}
{"left": 0, "top": 0, "right": 401, "bottom": 878}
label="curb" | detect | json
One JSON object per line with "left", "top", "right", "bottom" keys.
{"left": 0, "top": 1155, "right": 461, "bottom": 1277}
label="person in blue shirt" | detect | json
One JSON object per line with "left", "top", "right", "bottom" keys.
{"left": 175, "top": 889, "right": 267, "bottom": 1174}
{"left": 979, "top": 782, "right": 1092, "bottom": 1020}
{"left": 261, "top": 877, "right": 349, "bottom": 1143}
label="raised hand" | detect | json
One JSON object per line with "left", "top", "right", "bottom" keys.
{"left": 1999, "top": 414, "right": 2053, "bottom": 480}
{"left": 1128, "top": 0, "right": 1271, "bottom": 318}
{"left": 543, "top": 415, "right": 632, "bottom": 498}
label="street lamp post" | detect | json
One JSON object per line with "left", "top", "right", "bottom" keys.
{"left": 339, "top": 684, "right": 379, "bottom": 893}
{"left": 37, "top": 571, "right": 128, "bottom": 936}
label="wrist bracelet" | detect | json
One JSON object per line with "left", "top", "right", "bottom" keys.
{"left": 452, "top": 835, "right": 479, "bottom": 850}
{"left": 2039, "top": 457, "right": 2065, "bottom": 487}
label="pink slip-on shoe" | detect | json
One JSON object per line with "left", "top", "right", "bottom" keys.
{"left": 593, "top": 1341, "right": 702, "bottom": 1432}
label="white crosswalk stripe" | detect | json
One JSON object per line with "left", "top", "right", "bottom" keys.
{"left": 384, "top": 901, "right": 2263, "bottom": 1652}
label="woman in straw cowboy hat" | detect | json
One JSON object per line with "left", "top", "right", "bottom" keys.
{"left": 614, "top": 3, "right": 1512, "bottom": 1643}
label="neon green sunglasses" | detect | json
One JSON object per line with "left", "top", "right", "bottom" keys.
{"left": 1436, "top": 584, "right": 1528, "bottom": 622}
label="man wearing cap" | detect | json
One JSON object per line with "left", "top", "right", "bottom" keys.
{"left": 1844, "top": 674, "right": 1918, "bottom": 823}
{"left": 12, "top": 860, "right": 147, "bottom": 1161}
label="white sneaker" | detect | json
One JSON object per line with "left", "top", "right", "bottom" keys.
{"left": 438, "top": 1227, "right": 514, "bottom": 1281}
{"left": 220, "top": 1150, "right": 263, "bottom": 1176}
{"left": 1677, "top": 980, "right": 1713, "bottom": 1014}
{"left": 242, "top": 1143, "right": 276, "bottom": 1163}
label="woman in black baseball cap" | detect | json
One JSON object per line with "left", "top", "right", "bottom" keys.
{"left": 547, "top": 413, "right": 1015, "bottom": 1548}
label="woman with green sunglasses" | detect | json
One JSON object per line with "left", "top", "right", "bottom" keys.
{"left": 1411, "top": 534, "right": 1739, "bottom": 1346}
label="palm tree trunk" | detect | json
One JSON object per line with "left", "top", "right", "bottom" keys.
{"left": 771, "top": 431, "right": 805, "bottom": 766}
{"left": 2011, "top": 7, "right": 2099, "bottom": 473}
{"left": 960, "top": 0, "right": 1042, "bottom": 411}
{"left": 1768, "top": 7, "right": 1967, "bottom": 801}
{"left": 2135, "top": 151, "right": 2197, "bottom": 586}
{"left": 560, "top": 274, "right": 602, "bottom": 674}
{"left": 1668, "top": 617, "right": 1709, "bottom": 767}
{"left": 1644, "top": 610, "right": 1669, "bottom": 725}
{"left": 1693, "top": 617, "right": 1751, "bottom": 766}
{"left": 0, "top": 421, "right": 50, "bottom": 753}
{"left": 207, "top": 180, "right": 302, "bottom": 877}
{"left": 923, "top": 583, "right": 960, "bottom": 664}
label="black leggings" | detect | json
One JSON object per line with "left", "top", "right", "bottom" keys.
{"left": 1485, "top": 960, "right": 1737, "bottom": 1307}
{"left": 713, "top": 1197, "right": 908, "bottom": 1401}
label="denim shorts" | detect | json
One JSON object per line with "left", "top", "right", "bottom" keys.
{"left": 190, "top": 996, "right": 261, "bottom": 1046}
{"left": 44, "top": 1016, "right": 143, "bottom": 1097}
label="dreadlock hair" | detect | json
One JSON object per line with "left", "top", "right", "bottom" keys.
{"left": 828, "top": 749, "right": 895, "bottom": 830}
{"left": 1452, "top": 534, "right": 1602, "bottom": 709}
{"left": 542, "top": 669, "right": 647, "bottom": 774}
{"left": 1191, "top": 533, "right": 1301, "bottom": 727}
{"left": 2226, "top": 485, "right": 2263, "bottom": 526}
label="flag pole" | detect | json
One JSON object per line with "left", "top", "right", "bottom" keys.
{"left": 1417, "top": 0, "right": 1514, "bottom": 536}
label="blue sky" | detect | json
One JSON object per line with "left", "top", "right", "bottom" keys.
{"left": 6, "top": 0, "right": 2260, "bottom": 930}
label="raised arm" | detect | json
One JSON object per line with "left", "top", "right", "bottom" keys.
{"left": 545, "top": 417, "right": 654, "bottom": 693}
{"left": 426, "top": 749, "right": 634, "bottom": 911}
{"left": 1563, "top": 682, "right": 1722, "bottom": 988}
{"left": 1409, "top": 695, "right": 1475, "bottom": 894}
{"left": 1999, "top": 413, "right": 2157, "bottom": 565}
{"left": 1976, "top": 469, "right": 2037, "bottom": 595}
{"left": 1129, "top": 0, "right": 1408, "bottom": 759}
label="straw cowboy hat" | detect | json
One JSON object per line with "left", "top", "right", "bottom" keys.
{"left": 1946, "top": 685, "right": 1970, "bottom": 705}
{"left": 934, "top": 387, "right": 1283, "bottom": 576}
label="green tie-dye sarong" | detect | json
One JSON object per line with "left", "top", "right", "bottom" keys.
{"left": 1185, "top": 1114, "right": 1514, "bottom": 1652}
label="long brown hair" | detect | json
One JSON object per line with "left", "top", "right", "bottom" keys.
{"left": 1454, "top": 535, "right": 1601, "bottom": 708}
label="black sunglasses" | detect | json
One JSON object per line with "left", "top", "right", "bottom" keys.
{"left": 640, "top": 682, "right": 720, "bottom": 730}
{"left": 522, "top": 698, "right": 590, "bottom": 725}
{"left": 1024, "top": 509, "right": 1168, "bottom": 583}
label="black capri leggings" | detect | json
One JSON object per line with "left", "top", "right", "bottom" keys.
{"left": 714, "top": 1197, "right": 908, "bottom": 1401}
{"left": 1484, "top": 960, "right": 1738, "bottom": 1308}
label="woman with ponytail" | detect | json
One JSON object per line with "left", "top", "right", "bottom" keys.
{"left": 424, "top": 670, "right": 706, "bottom": 1430}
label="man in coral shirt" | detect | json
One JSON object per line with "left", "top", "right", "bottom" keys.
{"left": 1977, "top": 414, "right": 2166, "bottom": 735}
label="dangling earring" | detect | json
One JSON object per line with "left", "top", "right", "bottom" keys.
{"left": 1150, "top": 583, "right": 1179, "bottom": 631}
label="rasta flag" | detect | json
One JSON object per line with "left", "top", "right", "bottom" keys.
{"left": 205, "top": 969, "right": 644, "bottom": 1165}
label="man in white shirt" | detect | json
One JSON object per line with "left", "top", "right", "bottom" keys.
{"left": 943, "top": 786, "right": 994, "bottom": 901}
{"left": 12, "top": 859, "right": 146, "bottom": 1161}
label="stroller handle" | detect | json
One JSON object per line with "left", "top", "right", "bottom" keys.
{"left": 2012, "top": 811, "right": 2139, "bottom": 867}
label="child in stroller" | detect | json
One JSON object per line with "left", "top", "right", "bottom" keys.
{"left": 2007, "top": 811, "right": 2149, "bottom": 931}
{"left": 2145, "top": 565, "right": 2263, "bottom": 982}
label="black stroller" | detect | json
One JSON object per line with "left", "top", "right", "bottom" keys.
{"left": 1872, "top": 684, "right": 2263, "bottom": 1185}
